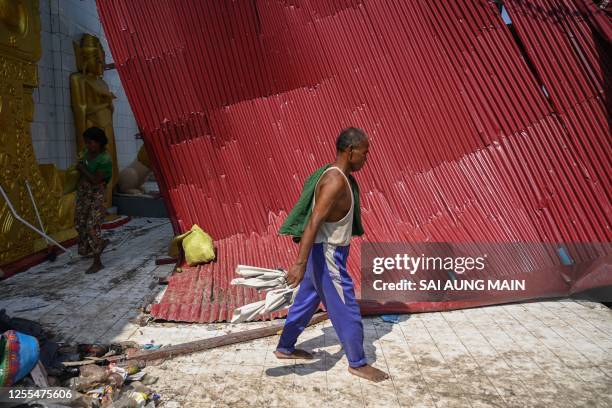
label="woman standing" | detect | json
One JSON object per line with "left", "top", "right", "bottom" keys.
{"left": 75, "top": 127, "right": 113, "bottom": 274}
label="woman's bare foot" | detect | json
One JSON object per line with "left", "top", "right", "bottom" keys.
{"left": 348, "top": 365, "right": 389, "bottom": 382}
{"left": 274, "top": 349, "right": 314, "bottom": 360}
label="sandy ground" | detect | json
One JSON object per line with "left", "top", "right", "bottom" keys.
{"left": 1, "top": 218, "right": 610, "bottom": 407}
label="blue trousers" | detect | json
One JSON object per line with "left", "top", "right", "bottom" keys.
{"left": 276, "top": 242, "right": 367, "bottom": 368}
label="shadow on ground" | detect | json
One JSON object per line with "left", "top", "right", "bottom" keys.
{"left": 265, "top": 314, "right": 410, "bottom": 377}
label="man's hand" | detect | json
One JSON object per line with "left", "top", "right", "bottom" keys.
{"left": 286, "top": 262, "right": 306, "bottom": 288}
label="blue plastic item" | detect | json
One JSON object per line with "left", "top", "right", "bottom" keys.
{"left": 556, "top": 246, "right": 575, "bottom": 266}
{"left": 0, "top": 330, "right": 40, "bottom": 386}
{"left": 380, "top": 315, "right": 401, "bottom": 324}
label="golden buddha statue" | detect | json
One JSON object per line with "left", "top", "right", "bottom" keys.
{"left": 0, "top": 0, "right": 28, "bottom": 37}
{"left": 70, "top": 34, "right": 118, "bottom": 205}
{"left": 117, "top": 144, "right": 153, "bottom": 195}
{"left": 1, "top": 0, "right": 78, "bottom": 266}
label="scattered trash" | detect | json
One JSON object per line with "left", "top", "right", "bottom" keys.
{"left": 141, "top": 374, "right": 158, "bottom": 386}
{"left": 127, "top": 371, "right": 146, "bottom": 382}
{"left": 380, "top": 314, "right": 401, "bottom": 324}
{"left": 125, "top": 361, "right": 145, "bottom": 375}
{"left": 30, "top": 361, "right": 49, "bottom": 387}
{"left": 78, "top": 343, "right": 109, "bottom": 357}
{"left": 0, "top": 310, "right": 162, "bottom": 407}
{"left": 142, "top": 344, "right": 162, "bottom": 350}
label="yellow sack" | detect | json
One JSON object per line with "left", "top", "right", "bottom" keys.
{"left": 168, "top": 224, "right": 215, "bottom": 266}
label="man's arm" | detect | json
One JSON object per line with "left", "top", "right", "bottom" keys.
{"left": 286, "top": 174, "right": 344, "bottom": 287}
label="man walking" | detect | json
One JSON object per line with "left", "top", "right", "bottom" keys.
{"left": 275, "top": 127, "right": 389, "bottom": 382}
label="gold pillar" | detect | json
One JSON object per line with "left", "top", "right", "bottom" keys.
{"left": 0, "top": 0, "right": 76, "bottom": 266}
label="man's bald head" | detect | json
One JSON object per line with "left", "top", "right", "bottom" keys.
{"left": 336, "top": 127, "right": 368, "bottom": 152}
{"left": 335, "top": 127, "right": 369, "bottom": 172}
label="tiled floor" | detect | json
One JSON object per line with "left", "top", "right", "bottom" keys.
{"left": 1, "top": 218, "right": 611, "bottom": 407}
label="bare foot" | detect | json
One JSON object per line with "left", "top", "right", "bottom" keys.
{"left": 348, "top": 365, "right": 389, "bottom": 382}
{"left": 86, "top": 263, "right": 103, "bottom": 274}
{"left": 274, "top": 349, "right": 314, "bottom": 360}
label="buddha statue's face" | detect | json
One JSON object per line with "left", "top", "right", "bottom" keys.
{"left": 81, "top": 46, "right": 105, "bottom": 76}
{"left": 75, "top": 35, "right": 105, "bottom": 77}
{"left": 0, "top": 0, "right": 28, "bottom": 35}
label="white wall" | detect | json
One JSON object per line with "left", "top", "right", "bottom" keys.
{"left": 31, "top": 0, "right": 142, "bottom": 171}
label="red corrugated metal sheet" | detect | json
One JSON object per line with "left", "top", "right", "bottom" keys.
{"left": 96, "top": 0, "right": 611, "bottom": 322}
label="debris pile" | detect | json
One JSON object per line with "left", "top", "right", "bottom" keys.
{"left": 0, "top": 310, "right": 161, "bottom": 407}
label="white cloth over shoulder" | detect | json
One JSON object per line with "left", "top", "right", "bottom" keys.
{"left": 230, "top": 265, "right": 298, "bottom": 323}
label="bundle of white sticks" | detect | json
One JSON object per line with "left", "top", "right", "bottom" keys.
{"left": 230, "top": 265, "right": 298, "bottom": 323}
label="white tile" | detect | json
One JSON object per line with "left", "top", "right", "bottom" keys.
{"left": 51, "top": 14, "right": 60, "bottom": 32}
{"left": 58, "top": 15, "right": 70, "bottom": 35}
{"left": 32, "top": 140, "right": 48, "bottom": 160}
{"left": 50, "top": 0, "right": 60, "bottom": 14}
{"left": 38, "top": 86, "right": 49, "bottom": 105}
{"left": 61, "top": 71, "right": 71, "bottom": 92}
{"left": 52, "top": 52, "right": 62, "bottom": 72}
{"left": 39, "top": 48, "right": 52, "bottom": 69}
{"left": 33, "top": 103, "right": 45, "bottom": 123}
{"left": 61, "top": 87, "right": 70, "bottom": 107}
{"left": 51, "top": 33, "right": 61, "bottom": 53}
{"left": 64, "top": 123, "right": 76, "bottom": 143}
{"left": 54, "top": 106, "right": 64, "bottom": 123}
{"left": 36, "top": 66, "right": 46, "bottom": 85}
{"left": 54, "top": 122, "right": 64, "bottom": 140}
{"left": 61, "top": 53, "right": 75, "bottom": 71}
{"left": 53, "top": 68, "right": 63, "bottom": 86}
{"left": 60, "top": 36, "right": 73, "bottom": 54}
{"left": 30, "top": 122, "right": 42, "bottom": 141}
{"left": 40, "top": 1, "right": 51, "bottom": 26}
{"left": 42, "top": 32, "right": 52, "bottom": 54}
{"left": 46, "top": 141, "right": 60, "bottom": 161}
{"left": 64, "top": 109, "right": 74, "bottom": 125}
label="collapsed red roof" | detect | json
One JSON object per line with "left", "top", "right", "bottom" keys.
{"left": 96, "top": 0, "right": 611, "bottom": 322}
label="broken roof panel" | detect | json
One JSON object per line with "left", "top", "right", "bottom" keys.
{"left": 96, "top": 0, "right": 611, "bottom": 322}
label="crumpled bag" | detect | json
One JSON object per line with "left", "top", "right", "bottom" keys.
{"left": 168, "top": 224, "right": 215, "bottom": 266}
{"left": 230, "top": 265, "right": 298, "bottom": 323}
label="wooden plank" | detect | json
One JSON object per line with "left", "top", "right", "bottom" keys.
{"left": 126, "top": 313, "right": 328, "bottom": 362}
